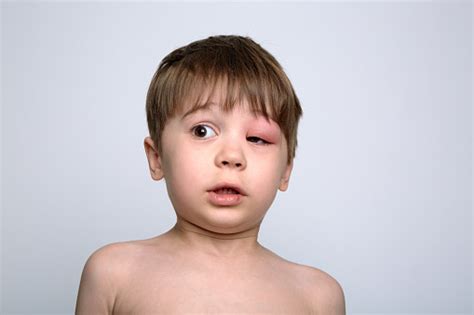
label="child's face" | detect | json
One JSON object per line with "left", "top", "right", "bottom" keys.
{"left": 145, "top": 95, "right": 293, "bottom": 235}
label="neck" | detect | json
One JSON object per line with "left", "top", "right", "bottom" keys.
{"left": 167, "top": 218, "right": 263, "bottom": 259}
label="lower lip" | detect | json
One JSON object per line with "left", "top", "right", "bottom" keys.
{"left": 208, "top": 191, "right": 243, "bottom": 206}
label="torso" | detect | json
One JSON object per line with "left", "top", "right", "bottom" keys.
{"left": 110, "top": 238, "right": 321, "bottom": 314}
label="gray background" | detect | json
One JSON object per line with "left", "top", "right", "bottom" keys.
{"left": 1, "top": 1, "right": 472, "bottom": 314}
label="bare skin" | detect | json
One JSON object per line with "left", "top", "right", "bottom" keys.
{"left": 76, "top": 99, "right": 346, "bottom": 314}
{"left": 76, "top": 221, "right": 346, "bottom": 314}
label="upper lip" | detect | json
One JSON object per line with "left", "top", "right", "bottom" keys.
{"left": 208, "top": 183, "right": 247, "bottom": 196}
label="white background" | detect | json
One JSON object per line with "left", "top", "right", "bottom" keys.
{"left": 2, "top": 1, "right": 472, "bottom": 314}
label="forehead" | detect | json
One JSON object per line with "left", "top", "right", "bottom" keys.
{"left": 175, "top": 80, "right": 275, "bottom": 121}
{"left": 181, "top": 102, "right": 275, "bottom": 127}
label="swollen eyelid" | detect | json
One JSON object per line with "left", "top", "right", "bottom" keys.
{"left": 247, "top": 136, "right": 270, "bottom": 145}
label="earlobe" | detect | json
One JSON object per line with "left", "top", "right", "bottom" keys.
{"left": 144, "top": 137, "right": 164, "bottom": 181}
{"left": 278, "top": 161, "right": 293, "bottom": 192}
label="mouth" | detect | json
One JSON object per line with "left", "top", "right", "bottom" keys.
{"left": 207, "top": 183, "right": 247, "bottom": 206}
{"left": 207, "top": 183, "right": 247, "bottom": 196}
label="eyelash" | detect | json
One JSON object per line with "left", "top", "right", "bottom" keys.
{"left": 191, "top": 124, "right": 217, "bottom": 139}
{"left": 190, "top": 124, "right": 271, "bottom": 145}
{"left": 247, "top": 136, "right": 270, "bottom": 145}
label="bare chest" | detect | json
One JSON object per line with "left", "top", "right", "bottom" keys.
{"left": 113, "top": 263, "right": 312, "bottom": 314}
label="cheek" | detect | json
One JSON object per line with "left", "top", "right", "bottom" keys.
{"left": 162, "top": 144, "right": 208, "bottom": 189}
{"left": 251, "top": 153, "right": 287, "bottom": 190}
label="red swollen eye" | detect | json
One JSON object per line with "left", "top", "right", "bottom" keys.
{"left": 247, "top": 136, "right": 270, "bottom": 145}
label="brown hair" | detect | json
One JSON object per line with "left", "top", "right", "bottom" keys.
{"left": 146, "top": 35, "right": 302, "bottom": 162}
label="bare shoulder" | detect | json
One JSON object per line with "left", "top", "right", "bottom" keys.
{"left": 296, "top": 264, "right": 346, "bottom": 314}
{"left": 260, "top": 248, "right": 345, "bottom": 314}
{"left": 75, "top": 240, "right": 148, "bottom": 314}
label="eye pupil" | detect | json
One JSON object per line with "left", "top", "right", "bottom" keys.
{"left": 194, "top": 126, "right": 207, "bottom": 137}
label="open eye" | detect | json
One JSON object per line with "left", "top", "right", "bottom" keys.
{"left": 247, "top": 136, "right": 270, "bottom": 145}
{"left": 191, "top": 124, "right": 216, "bottom": 139}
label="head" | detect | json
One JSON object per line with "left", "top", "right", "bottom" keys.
{"left": 144, "top": 35, "right": 303, "bottom": 235}
{"left": 146, "top": 35, "right": 302, "bottom": 164}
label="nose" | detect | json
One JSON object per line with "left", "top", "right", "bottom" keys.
{"left": 215, "top": 141, "right": 247, "bottom": 170}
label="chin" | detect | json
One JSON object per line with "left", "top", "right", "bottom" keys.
{"left": 191, "top": 213, "right": 258, "bottom": 235}
{"left": 176, "top": 205, "right": 265, "bottom": 235}
{"left": 208, "top": 218, "right": 264, "bottom": 236}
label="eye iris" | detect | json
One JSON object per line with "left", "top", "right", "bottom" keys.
{"left": 195, "top": 126, "right": 207, "bottom": 137}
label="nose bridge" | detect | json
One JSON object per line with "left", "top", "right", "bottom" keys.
{"left": 215, "top": 132, "right": 247, "bottom": 169}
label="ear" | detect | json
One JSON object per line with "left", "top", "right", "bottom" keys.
{"left": 144, "top": 137, "right": 164, "bottom": 181}
{"left": 278, "top": 160, "right": 293, "bottom": 192}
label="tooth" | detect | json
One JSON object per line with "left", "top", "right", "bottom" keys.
{"left": 216, "top": 188, "right": 238, "bottom": 194}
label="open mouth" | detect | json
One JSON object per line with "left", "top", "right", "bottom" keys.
{"left": 208, "top": 184, "right": 246, "bottom": 196}
{"left": 213, "top": 188, "right": 240, "bottom": 195}
{"left": 207, "top": 184, "right": 246, "bottom": 206}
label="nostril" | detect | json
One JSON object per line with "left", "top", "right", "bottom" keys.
{"left": 220, "top": 160, "right": 242, "bottom": 167}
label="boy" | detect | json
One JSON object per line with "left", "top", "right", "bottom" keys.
{"left": 76, "top": 35, "right": 345, "bottom": 314}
